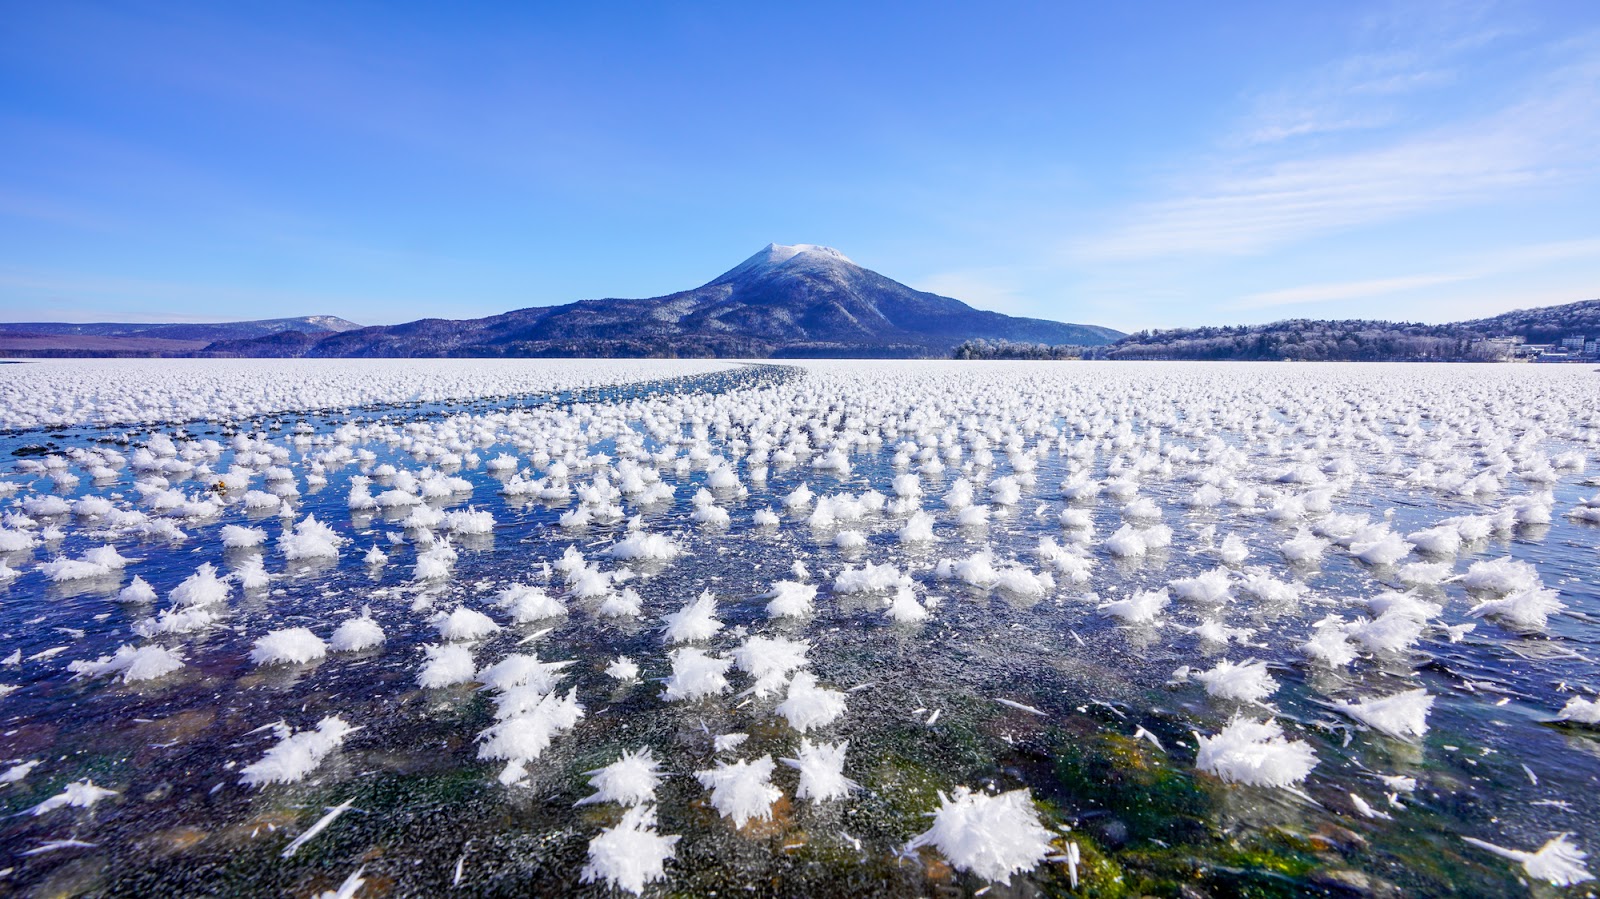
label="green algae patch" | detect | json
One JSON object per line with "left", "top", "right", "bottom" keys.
{"left": 867, "top": 752, "right": 945, "bottom": 820}
{"left": 1051, "top": 730, "right": 1211, "bottom": 846}
{"left": 1116, "top": 843, "right": 1319, "bottom": 899}
{"left": 1031, "top": 829, "right": 1135, "bottom": 899}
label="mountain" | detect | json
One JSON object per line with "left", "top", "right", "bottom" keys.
{"left": 200, "top": 244, "right": 1122, "bottom": 358}
{"left": 0, "top": 316, "right": 362, "bottom": 357}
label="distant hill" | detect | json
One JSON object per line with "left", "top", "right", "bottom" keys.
{"left": 1092, "top": 298, "right": 1600, "bottom": 362}
{"left": 1454, "top": 299, "right": 1600, "bottom": 344}
{"left": 200, "top": 244, "right": 1123, "bottom": 358}
{"left": 1101, "top": 319, "right": 1492, "bottom": 362}
{"left": 0, "top": 316, "right": 362, "bottom": 357}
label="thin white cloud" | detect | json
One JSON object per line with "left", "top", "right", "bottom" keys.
{"left": 0, "top": 267, "right": 361, "bottom": 322}
{"left": 1240, "top": 51, "right": 1444, "bottom": 146}
{"left": 1406, "top": 282, "right": 1600, "bottom": 322}
{"left": 1233, "top": 273, "right": 1470, "bottom": 309}
{"left": 1076, "top": 24, "right": 1600, "bottom": 262}
{"left": 1485, "top": 236, "right": 1600, "bottom": 269}
{"left": 1244, "top": 112, "right": 1391, "bottom": 145}
{"left": 1232, "top": 6, "right": 1510, "bottom": 149}
{"left": 1080, "top": 99, "right": 1587, "bottom": 260}
{"left": 1228, "top": 235, "right": 1600, "bottom": 311}
{"left": 915, "top": 269, "right": 1030, "bottom": 315}
{"left": 0, "top": 308, "right": 240, "bottom": 325}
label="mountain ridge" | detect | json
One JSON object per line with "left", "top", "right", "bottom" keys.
{"left": 197, "top": 244, "right": 1122, "bottom": 358}
{"left": 0, "top": 316, "right": 363, "bottom": 357}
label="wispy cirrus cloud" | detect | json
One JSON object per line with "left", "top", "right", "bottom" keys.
{"left": 1233, "top": 273, "right": 1471, "bottom": 309}
{"left": 1078, "top": 88, "right": 1595, "bottom": 260}
{"left": 1086, "top": 165, "right": 1507, "bottom": 260}
{"left": 1238, "top": 2, "right": 1512, "bottom": 146}
{"left": 1239, "top": 53, "right": 1443, "bottom": 145}
{"left": 915, "top": 268, "right": 1032, "bottom": 315}
{"left": 1075, "top": 18, "right": 1600, "bottom": 263}
{"left": 0, "top": 267, "right": 365, "bottom": 322}
{"left": 1228, "top": 235, "right": 1600, "bottom": 311}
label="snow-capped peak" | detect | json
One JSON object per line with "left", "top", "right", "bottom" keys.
{"left": 710, "top": 243, "right": 857, "bottom": 285}
{"left": 305, "top": 315, "right": 362, "bottom": 332}
{"left": 765, "top": 243, "right": 853, "bottom": 265}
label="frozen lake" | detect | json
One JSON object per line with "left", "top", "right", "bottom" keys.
{"left": 0, "top": 359, "right": 1597, "bottom": 897}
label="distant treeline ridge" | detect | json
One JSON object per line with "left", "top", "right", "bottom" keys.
{"left": 954, "top": 300, "right": 1600, "bottom": 361}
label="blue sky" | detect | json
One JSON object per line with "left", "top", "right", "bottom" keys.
{"left": 3, "top": 1, "right": 1598, "bottom": 330}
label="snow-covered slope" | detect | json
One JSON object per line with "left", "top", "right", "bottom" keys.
{"left": 708, "top": 244, "right": 857, "bottom": 286}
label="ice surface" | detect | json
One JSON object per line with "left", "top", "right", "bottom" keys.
{"left": 3, "top": 359, "right": 1598, "bottom": 895}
